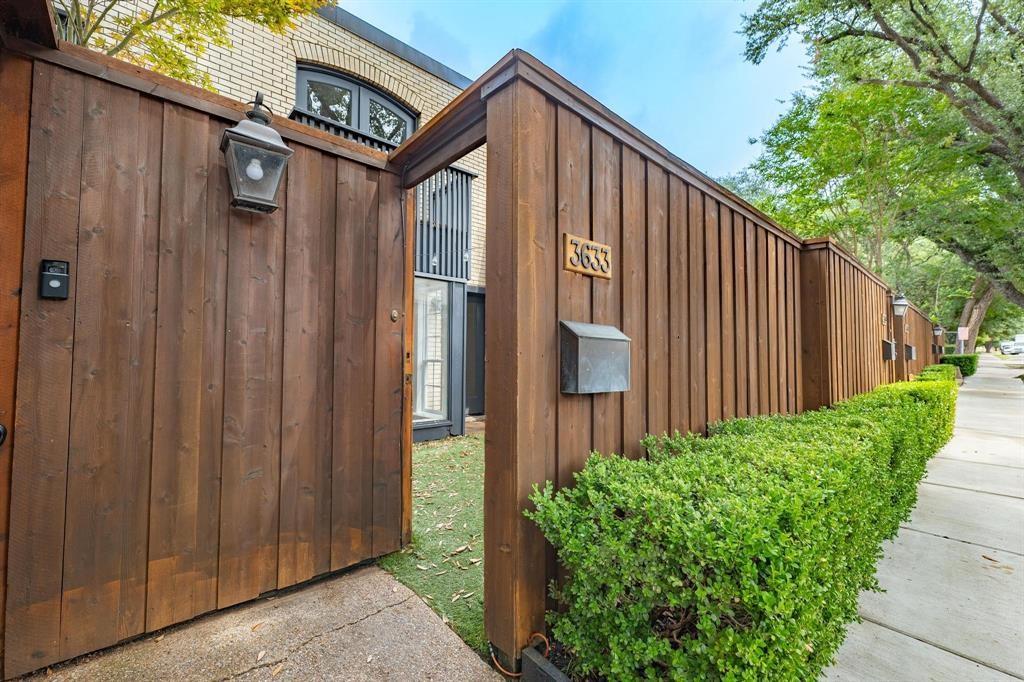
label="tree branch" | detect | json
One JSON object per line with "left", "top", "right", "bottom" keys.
{"left": 967, "top": 0, "right": 988, "bottom": 71}
{"left": 989, "top": 5, "right": 1020, "bottom": 37}
{"left": 942, "top": 241, "right": 1024, "bottom": 307}
{"left": 104, "top": 6, "right": 179, "bottom": 57}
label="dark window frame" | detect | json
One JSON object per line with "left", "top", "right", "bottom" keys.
{"left": 295, "top": 65, "right": 417, "bottom": 144}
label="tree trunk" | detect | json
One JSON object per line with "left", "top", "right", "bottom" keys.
{"left": 958, "top": 277, "right": 996, "bottom": 353}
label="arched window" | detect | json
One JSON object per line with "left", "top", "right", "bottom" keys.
{"left": 295, "top": 66, "right": 417, "bottom": 145}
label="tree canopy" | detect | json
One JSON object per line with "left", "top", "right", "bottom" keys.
{"left": 54, "top": 0, "right": 324, "bottom": 87}
{"left": 735, "top": 0, "right": 1023, "bottom": 344}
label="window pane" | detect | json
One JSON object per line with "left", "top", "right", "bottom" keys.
{"left": 306, "top": 80, "right": 352, "bottom": 125}
{"left": 369, "top": 99, "right": 408, "bottom": 143}
{"left": 413, "top": 278, "right": 450, "bottom": 423}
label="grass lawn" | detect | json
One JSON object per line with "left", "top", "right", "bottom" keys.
{"left": 378, "top": 433, "right": 486, "bottom": 653}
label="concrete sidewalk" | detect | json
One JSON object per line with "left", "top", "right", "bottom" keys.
{"left": 26, "top": 566, "right": 498, "bottom": 681}
{"left": 826, "top": 354, "right": 1024, "bottom": 681}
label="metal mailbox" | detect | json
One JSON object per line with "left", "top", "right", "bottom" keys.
{"left": 559, "top": 320, "right": 630, "bottom": 394}
{"left": 882, "top": 339, "right": 896, "bottom": 360}
{"left": 905, "top": 344, "right": 917, "bottom": 361}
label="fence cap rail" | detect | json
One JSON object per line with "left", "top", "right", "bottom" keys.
{"left": 3, "top": 37, "right": 390, "bottom": 170}
{"left": 803, "top": 237, "right": 893, "bottom": 291}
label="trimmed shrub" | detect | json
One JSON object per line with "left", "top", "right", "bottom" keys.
{"left": 527, "top": 370, "right": 957, "bottom": 681}
{"left": 940, "top": 353, "right": 979, "bottom": 377}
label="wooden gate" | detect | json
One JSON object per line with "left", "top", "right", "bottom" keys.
{"left": 0, "top": 42, "right": 410, "bottom": 678}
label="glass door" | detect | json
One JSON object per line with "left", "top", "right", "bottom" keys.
{"left": 413, "top": 278, "right": 450, "bottom": 423}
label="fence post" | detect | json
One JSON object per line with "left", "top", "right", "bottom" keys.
{"left": 483, "top": 77, "right": 556, "bottom": 669}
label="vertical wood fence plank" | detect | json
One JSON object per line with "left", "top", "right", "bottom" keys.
{"left": 280, "top": 146, "right": 325, "bottom": 588}
{"left": 590, "top": 130, "right": 622, "bottom": 454}
{"left": 687, "top": 186, "right": 706, "bottom": 430}
{"left": 219, "top": 179, "right": 285, "bottom": 606}
{"left": 745, "top": 220, "right": 759, "bottom": 415}
{"left": 60, "top": 79, "right": 145, "bottom": 661}
{"left": 0, "top": 53, "right": 32, "bottom": 668}
{"left": 732, "top": 213, "right": 748, "bottom": 418}
{"left": 195, "top": 115, "right": 229, "bottom": 614}
{"left": 556, "top": 106, "right": 593, "bottom": 476}
{"left": 371, "top": 171, "right": 404, "bottom": 556}
{"left": 757, "top": 230, "right": 770, "bottom": 412}
{"left": 668, "top": 176, "right": 690, "bottom": 434}
{"left": 719, "top": 207, "right": 735, "bottom": 421}
{"left": 621, "top": 148, "right": 647, "bottom": 455}
{"left": 704, "top": 198, "right": 722, "bottom": 426}
{"left": 4, "top": 62, "right": 83, "bottom": 679}
{"left": 766, "top": 235, "right": 779, "bottom": 414}
{"left": 483, "top": 81, "right": 557, "bottom": 662}
{"left": 331, "top": 163, "right": 378, "bottom": 570}
{"left": 790, "top": 247, "right": 800, "bottom": 411}
{"left": 316, "top": 155, "right": 338, "bottom": 573}
{"left": 645, "top": 166, "right": 669, "bottom": 437}
{"left": 147, "top": 103, "right": 210, "bottom": 629}
{"left": 784, "top": 246, "right": 796, "bottom": 412}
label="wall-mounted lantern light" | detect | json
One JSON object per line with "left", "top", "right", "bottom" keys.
{"left": 892, "top": 293, "right": 909, "bottom": 318}
{"left": 221, "top": 93, "right": 293, "bottom": 213}
{"left": 933, "top": 324, "right": 944, "bottom": 337}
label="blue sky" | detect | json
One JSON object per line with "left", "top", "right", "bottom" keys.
{"left": 341, "top": 0, "right": 812, "bottom": 178}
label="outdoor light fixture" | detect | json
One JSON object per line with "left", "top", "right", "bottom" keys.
{"left": 933, "top": 324, "right": 944, "bottom": 337}
{"left": 892, "top": 293, "right": 910, "bottom": 318}
{"left": 221, "top": 92, "right": 293, "bottom": 213}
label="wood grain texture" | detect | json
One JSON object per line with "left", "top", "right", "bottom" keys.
{"left": 483, "top": 80, "right": 557, "bottom": 661}
{"left": 645, "top": 166, "right": 669, "bottom": 437}
{"left": 331, "top": 162, "right": 379, "bottom": 569}
{"left": 2, "top": 57, "right": 409, "bottom": 677}
{"left": 732, "top": 213, "right": 748, "bottom": 418}
{"left": 668, "top": 177, "right": 690, "bottom": 434}
{"left": 621, "top": 148, "right": 647, "bottom": 455}
{"left": 704, "top": 197, "right": 721, "bottom": 426}
{"left": 279, "top": 145, "right": 335, "bottom": 588}
{"left": 590, "top": 129, "right": 623, "bottom": 455}
{"left": 720, "top": 207, "right": 736, "bottom": 421}
{"left": 687, "top": 185, "right": 707, "bottom": 430}
{"left": 371, "top": 170, "right": 405, "bottom": 556}
{"left": 0, "top": 52, "right": 32, "bottom": 669}
{"left": 556, "top": 105, "right": 593, "bottom": 480}
{"left": 219, "top": 179, "right": 286, "bottom": 607}
{"left": 60, "top": 77, "right": 147, "bottom": 661}
{"left": 4, "top": 62, "right": 84, "bottom": 679}
{"left": 147, "top": 103, "right": 212, "bottom": 629}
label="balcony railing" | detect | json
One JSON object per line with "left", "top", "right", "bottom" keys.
{"left": 290, "top": 108, "right": 475, "bottom": 281}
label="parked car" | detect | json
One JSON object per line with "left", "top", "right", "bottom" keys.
{"left": 1000, "top": 340, "right": 1015, "bottom": 354}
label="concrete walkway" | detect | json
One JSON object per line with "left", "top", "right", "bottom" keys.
{"left": 27, "top": 566, "right": 498, "bottom": 681}
{"left": 826, "top": 354, "right": 1024, "bottom": 681}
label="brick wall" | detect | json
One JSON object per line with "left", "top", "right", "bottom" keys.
{"left": 100, "top": 4, "right": 487, "bottom": 286}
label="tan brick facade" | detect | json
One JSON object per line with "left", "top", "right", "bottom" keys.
{"left": 107, "top": 4, "right": 487, "bottom": 286}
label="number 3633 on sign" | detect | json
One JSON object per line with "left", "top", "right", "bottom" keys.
{"left": 563, "top": 233, "right": 612, "bottom": 280}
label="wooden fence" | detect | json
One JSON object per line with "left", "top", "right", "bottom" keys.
{"left": 390, "top": 51, "right": 941, "bottom": 664}
{"left": 0, "top": 42, "right": 411, "bottom": 679}
{"left": 0, "top": 29, "right": 945, "bottom": 675}
{"left": 800, "top": 238, "right": 897, "bottom": 409}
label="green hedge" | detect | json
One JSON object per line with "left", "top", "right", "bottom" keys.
{"left": 527, "top": 370, "right": 957, "bottom": 681}
{"left": 940, "top": 353, "right": 979, "bottom": 377}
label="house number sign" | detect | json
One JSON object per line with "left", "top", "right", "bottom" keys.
{"left": 563, "top": 233, "right": 612, "bottom": 279}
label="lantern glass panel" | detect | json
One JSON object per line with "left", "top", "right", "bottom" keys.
{"left": 225, "top": 138, "right": 288, "bottom": 208}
